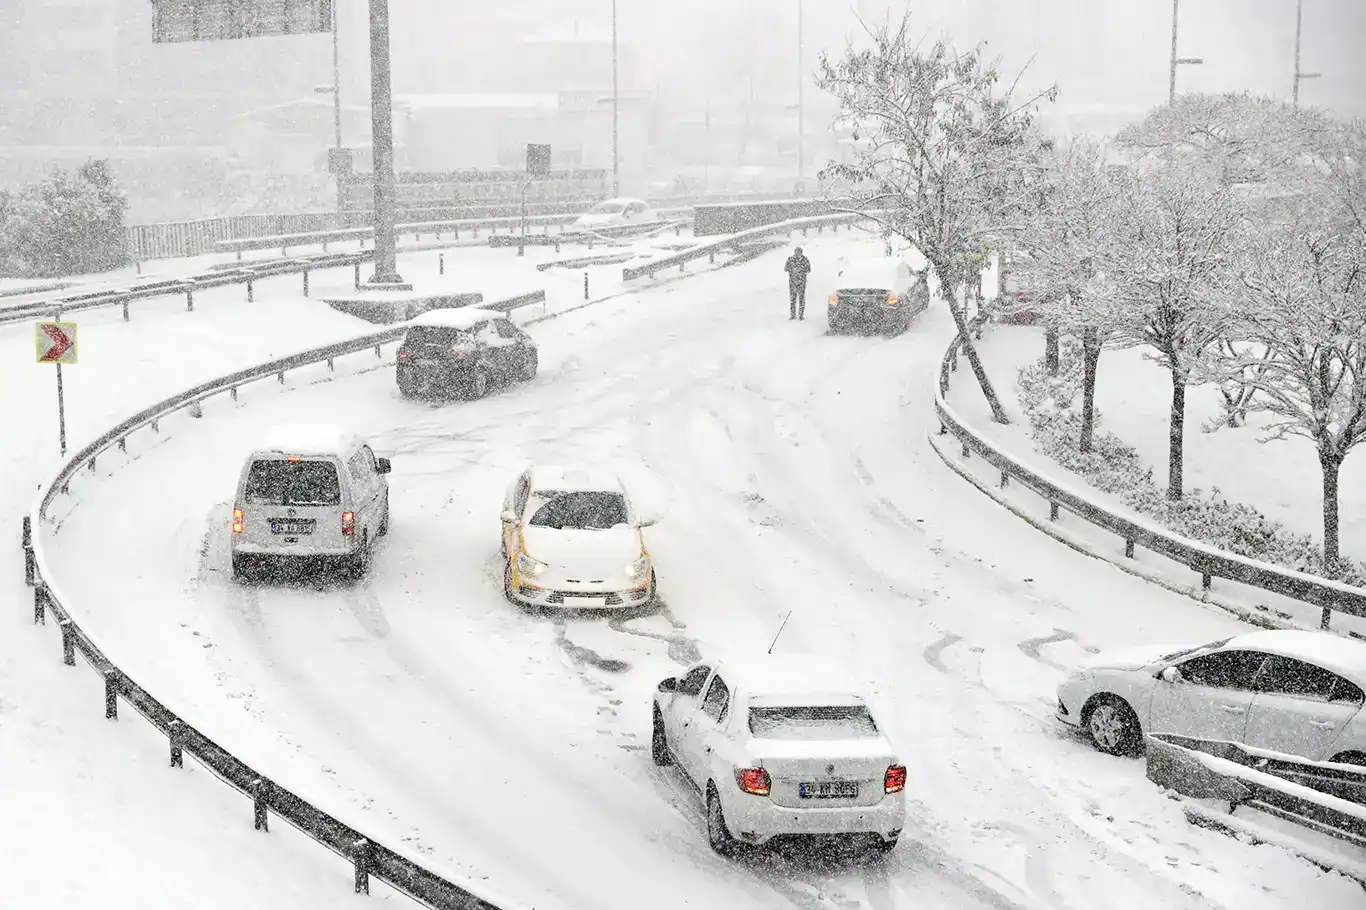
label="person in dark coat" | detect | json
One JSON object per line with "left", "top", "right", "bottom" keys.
{"left": 783, "top": 246, "right": 812, "bottom": 320}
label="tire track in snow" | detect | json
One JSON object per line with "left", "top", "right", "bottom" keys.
{"left": 1018, "top": 630, "right": 1098, "bottom": 672}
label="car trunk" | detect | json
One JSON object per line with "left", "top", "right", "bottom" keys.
{"left": 402, "top": 327, "right": 474, "bottom": 366}
{"left": 749, "top": 737, "right": 896, "bottom": 809}
{"left": 238, "top": 458, "right": 348, "bottom": 550}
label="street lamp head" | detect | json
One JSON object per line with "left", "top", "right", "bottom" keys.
{"left": 314, "top": 84, "right": 338, "bottom": 94}
{"left": 1175, "top": 57, "right": 1204, "bottom": 65}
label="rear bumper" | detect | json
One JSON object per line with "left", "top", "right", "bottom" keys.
{"left": 828, "top": 304, "right": 911, "bottom": 330}
{"left": 232, "top": 540, "right": 358, "bottom": 558}
{"left": 724, "top": 791, "right": 905, "bottom": 844}
{"left": 396, "top": 361, "right": 474, "bottom": 391}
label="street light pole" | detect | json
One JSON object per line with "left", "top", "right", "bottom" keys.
{"left": 1292, "top": 0, "right": 1321, "bottom": 108}
{"left": 796, "top": 0, "right": 804, "bottom": 193}
{"left": 1167, "top": 0, "right": 1204, "bottom": 104}
{"left": 330, "top": 3, "right": 343, "bottom": 211}
{"left": 366, "top": 0, "right": 407, "bottom": 287}
{"left": 611, "top": 0, "right": 619, "bottom": 197}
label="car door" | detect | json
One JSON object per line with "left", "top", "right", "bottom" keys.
{"left": 680, "top": 674, "right": 732, "bottom": 786}
{"left": 666, "top": 664, "right": 713, "bottom": 760}
{"left": 1244, "top": 655, "right": 1365, "bottom": 760}
{"left": 357, "top": 444, "right": 385, "bottom": 529}
{"left": 1148, "top": 648, "right": 1270, "bottom": 742}
{"left": 502, "top": 471, "right": 531, "bottom": 557}
{"left": 493, "top": 318, "right": 529, "bottom": 378}
{"left": 345, "top": 449, "right": 377, "bottom": 535}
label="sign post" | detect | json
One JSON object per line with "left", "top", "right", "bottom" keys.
{"left": 35, "top": 321, "right": 77, "bottom": 456}
{"left": 523, "top": 144, "right": 551, "bottom": 259}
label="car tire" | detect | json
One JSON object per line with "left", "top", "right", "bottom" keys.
{"left": 520, "top": 348, "right": 538, "bottom": 382}
{"left": 651, "top": 708, "right": 672, "bottom": 767}
{"left": 231, "top": 554, "right": 252, "bottom": 582}
{"left": 378, "top": 500, "right": 390, "bottom": 537}
{"left": 1085, "top": 695, "right": 1142, "bottom": 757}
{"left": 706, "top": 785, "right": 739, "bottom": 856}
{"left": 347, "top": 530, "right": 371, "bottom": 581}
{"left": 467, "top": 367, "right": 490, "bottom": 401}
{"left": 502, "top": 559, "right": 518, "bottom": 603}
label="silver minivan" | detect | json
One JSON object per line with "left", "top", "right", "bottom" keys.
{"left": 230, "top": 430, "right": 392, "bottom": 581}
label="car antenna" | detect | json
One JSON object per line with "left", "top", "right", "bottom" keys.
{"left": 767, "top": 610, "right": 794, "bottom": 655}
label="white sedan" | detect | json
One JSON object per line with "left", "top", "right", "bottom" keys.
{"left": 500, "top": 464, "right": 658, "bottom": 610}
{"left": 1057, "top": 628, "right": 1366, "bottom": 764}
{"left": 652, "top": 655, "right": 906, "bottom": 855}
{"left": 572, "top": 196, "right": 661, "bottom": 230}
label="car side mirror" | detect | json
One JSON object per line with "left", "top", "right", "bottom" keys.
{"left": 657, "top": 677, "right": 678, "bottom": 693}
{"left": 634, "top": 517, "right": 659, "bottom": 529}
{"left": 1158, "top": 666, "right": 1183, "bottom": 684}
{"left": 376, "top": 457, "right": 392, "bottom": 474}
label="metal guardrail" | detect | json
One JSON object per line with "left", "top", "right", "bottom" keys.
{"left": 21, "top": 292, "right": 554, "bottom": 909}
{"left": 932, "top": 330, "right": 1366, "bottom": 629}
{"left": 0, "top": 252, "right": 374, "bottom": 328}
{"left": 621, "top": 211, "right": 872, "bottom": 281}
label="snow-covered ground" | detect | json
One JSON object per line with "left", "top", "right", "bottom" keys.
{"left": 14, "top": 235, "right": 1362, "bottom": 908}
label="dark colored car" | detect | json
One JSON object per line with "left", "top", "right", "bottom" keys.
{"left": 828, "top": 257, "right": 929, "bottom": 336}
{"left": 396, "top": 308, "right": 538, "bottom": 400}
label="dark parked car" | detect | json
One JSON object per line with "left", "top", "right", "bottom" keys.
{"left": 828, "top": 257, "right": 928, "bottom": 336}
{"left": 396, "top": 308, "right": 538, "bottom": 400}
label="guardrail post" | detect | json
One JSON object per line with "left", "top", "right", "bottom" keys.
{"left": 961, "top": 439, "right": 969, "bottom": 458}
{"left": 188, "top": 400, "right": 203, "bottom": 419}
{"left": 22, "top": 516, "right": 34, "bottom": 586}
{"left": 104, "top": 668, "right": 119, "bottom": 719}
{"left": 326, "top": 358, "right": 335, "bottom": 372}
{"left": 59, "top": 618, "right": 75, "bottom": 666}
{"left": 135, "top": 259, "right": 142, "bottom": 275}
{"left": 277, "top": 371, "right": 285, "bottom": 385}
{"left": 169, "top": 720, "right": 185, "bottom": 768}
{"left": 184, "top": 283, "right": 194, "bottom": 312}
{"left": 554, "top": 239, "right": 561, "bottom": 253}
{"left": 251, "top": 778, "right": 271, "bottom": 832}
{"left": 281, "top": 245, "right": 288, "bottom": 258}
{"left": 302, "top": 269, "right": 310, "bottom": 297}
{"left": 354, "top": 261, "right": 361, "bottom": 290}
{"left": 121, "top": 298, "right": 130, "bottom": 321}
{"left": 1049, "top": 502, "right": 1060, "bottom": 521}
{"left": 1201, "top": 572, "right": 1212, "bottom": 590}
{"left": 584, "top": 272, "right": 589, "bottom": 301}
{"left": 33, "top": 583, "right": 46, "bottom": 625}
{"left": 352, "top": 839, "right": 372, "bottom": 894}
{"left": 246, "top": 277, "right": 254, "bottom": 303}
{"left": 999, "top": 471, "right": 1008, "bottom": 488}
{"left": 1124, "top": 539, "right": 1135, "bottom": 558}
{"left": 709, "top": 250, "right": 715, "bottom": 264}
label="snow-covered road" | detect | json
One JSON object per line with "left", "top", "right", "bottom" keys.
{"left": 33, "top": 235, "right": 1363, "bottom": 909}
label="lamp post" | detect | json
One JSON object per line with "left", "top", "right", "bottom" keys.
{"left": 366, "top": 0, "right": 407, "bottom": 288}
{"left": 313, "top": 4, "right": 344, "bottom": 212}
{"left": 796, "top": 0, "right": 804, "bottom": 193}
{"left": 1292, "top": 0, "right": 1321, "bottom": 108}
{"left": 611, "top": 0, "right": 619, "bottom": 196}
{"left": 1168, "top": 0, "right": 1204, "bottom": 103}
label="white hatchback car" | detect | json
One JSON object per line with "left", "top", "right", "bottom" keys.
{"left": 652, "top": 656, "right": 906, "bottom": 855}
{"left": 1057, "top": 629, "right": 1366, "bottom": 764}
{"left": 500, "top": 465, "right": 658, "bottom": 610}
{"left": 572, "top": 196, "right": 661, "bottom": 230}
{"left": 230, "top": 429, "right": 391, "bottom": 580}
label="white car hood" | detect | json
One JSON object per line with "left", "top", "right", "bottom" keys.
{"left": 522, "top": 524, "right": 641, "bottom": 563}
{"left": 574, "top": 214, "right": 616, "bottom": 228}
{"left": 1080, "top": 642, "right": 1200, "bottom": 672}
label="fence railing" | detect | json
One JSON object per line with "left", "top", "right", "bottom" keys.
{"left": 21, "top": 292, "right": 556, "bottom": 910}
{"left": 0, "top": 252, "right": 375, "bottom": 328}
{"left": 621, "top": 211, "right": 872, "bottom": 281}
{"left": 933, "top": 330, "right": 1366, "bottom": 629}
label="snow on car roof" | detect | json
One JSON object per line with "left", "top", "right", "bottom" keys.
{"left": 529, "top": 464, "right": 624, "bottom": 494}
{"left": 837, "top": 258, "right": 900, "bottom": 284}
{"left": 719, "top": 655, "right": 866, "bottom": 700}
{"left": 250, "top": 426, "right": 359, "bottom": 458}
{"left": 1228, "top": 629, "right": 1366, "bottom": 685}
{"left": 405, "top": 307, "right": 503, "bottom": 330}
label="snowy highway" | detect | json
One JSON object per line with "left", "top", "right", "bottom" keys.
{"left": 31, "top": 236, "right": 1363, "bottom": 909}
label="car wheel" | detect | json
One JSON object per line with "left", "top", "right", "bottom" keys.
{"left": 520, "top": 348, "right": 538, "bottom": 382}
{"left": 706, "top": 785, "right": 739, "bottom": 856}
{"left": 502, "top": 559, "right": 518, "bottom": 603}
{"left": 378, "top": 500, "right": 390, "bottom": 537}
{"left": 467, "top": 367, "right": 490, "bottom": 401}
{"left": 1330, "top": 751, "right": 1366, "bottom": 767}
{"left": 231, "top": 554, "right": 252, "bottom": 582}
{"left": 652, "top": 708, "right": 672, "bottom": 766}
{"left": 347, "top": 531, "right": 371, "bottom": 581}
{"left": 1085, "top": 695, "right": 1142, "bottom": 757}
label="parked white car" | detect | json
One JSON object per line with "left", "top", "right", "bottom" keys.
{"left": 1057, "top": 629, "right": 1366, "bottom": 764}
{"left": 500, "top": 464, "right": 658, "bottom": 610}
{"left": 652, "top": 655, "right": 906, "bottom": 855}
{"left": 230, "top": 429, "right": 391, "bottom": 580}
{"left": 572, "top": 196, "right": 661, "bottom": 230}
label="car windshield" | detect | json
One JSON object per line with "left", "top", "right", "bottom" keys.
{"left": 406, "top": 326, "right": 472, "bottom": 347}
{"left": 586, "top": 201, "right": 625, "bottom": 214}
{"left": 748, "top": 705, "right": 880, "bottom": 741}
{"left": 244, "top": 459, "right": 341, "bottom": 506}
{"left": 528, "top": 490, "right": 628, "bottom": 530}
{"left": 1161, "top": 638, "right": 1233, "bottom": 662}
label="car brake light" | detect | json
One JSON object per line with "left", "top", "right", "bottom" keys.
{"left": 454, "top": 350, "right": 467, "bottom": 359}
{"left": 285, "top": 456, "right": 301, "bottom": 463}
{"left": 341, "top": 511, "right": 355, "bottom": 535}
{"left": 735, "top": 767, "right": 771, "bottom": 796}
{"left": 398, "top": 350, "right": 408, "bottom": 359}
{"left": 828, "top": 294, "right": 839, "bottom": 306}
{"left": 231, "top": 508, "right": 244, "bottom": 534}
{"left": 886, "top": 295, "right": 901, "bottom": 306}
{"left": 884, "top": 764, "right": 906, "bottom": 794}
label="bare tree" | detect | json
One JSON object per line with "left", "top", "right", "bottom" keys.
{"left": 817, "top": 13, "right": 1056, "bottom": 424}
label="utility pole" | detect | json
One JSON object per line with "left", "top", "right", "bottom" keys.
{"left": 796, "top": 0, "right": 804, "bottom": 193}
{"left": 330, "top": 4, "right": 343, "bottom": 211}
{"left": 611, "top": 0, "right": 619, "bottom": 197}
{"left": 1292, "top": 0, "right": 1321, "bottom": 108}
{"left": 1168, "top": 0, "right": 1204, "bottom": 104}
{"left": 366, "top": 0, "right": 407, "bottom": 288}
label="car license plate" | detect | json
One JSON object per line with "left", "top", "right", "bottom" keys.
{"left": 269, "top": 519, "right": 316, "bottom": 535}
{"left": 562, "top": 595, "right": 606, "bottom": 608}
{"left": 799, "top": 780, "right": 858, "bottom": 799}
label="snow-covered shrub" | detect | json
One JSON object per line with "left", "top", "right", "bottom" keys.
{"left": 4, "top": 160, "right": 128, "bottom": 278}
{"left": 1016, "top": 342, "right": 1366, "bottom": 586}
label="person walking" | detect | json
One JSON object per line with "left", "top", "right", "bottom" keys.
{"left": 784, "top": 246, "right": 811, "bottom": 320}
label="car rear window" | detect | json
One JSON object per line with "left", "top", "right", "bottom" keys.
{"left": 748, "top": 705, "right": 880, "bottom": 740}
{"left": 528, "top": 491, "right": 628, "bottom": 530}
{"left": 405, "top": 326, "right": 472, "bottom": 347}
{"left": 244, "top": 459, "right": 341, "bottom": 506}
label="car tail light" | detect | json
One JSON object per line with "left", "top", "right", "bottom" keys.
{"left": 886, "top": 295, "right": 901, "bottom": 306}
{"left": 735, "top": 767, "right": 771, "bottom": 796}
{"left": 341, "top": 512, "right": 355, "bottom": 536}
{"left": 231, "top": 508, "right": 244, "bottom": 534}
{"left": 884, "top": 764, "right": 907, "bottom": 794}
{"left": 828, "top": 294, "right": 839, "bottom": 306}
{"left": 398, "top": 350, "right": 409, "bottom": 359}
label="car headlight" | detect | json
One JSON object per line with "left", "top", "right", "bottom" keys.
{"left": 517, "top": 553, "right": 548, "bottom": 576}
{"left": 626, "top": 555, "right": 651, "bottom": 579}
